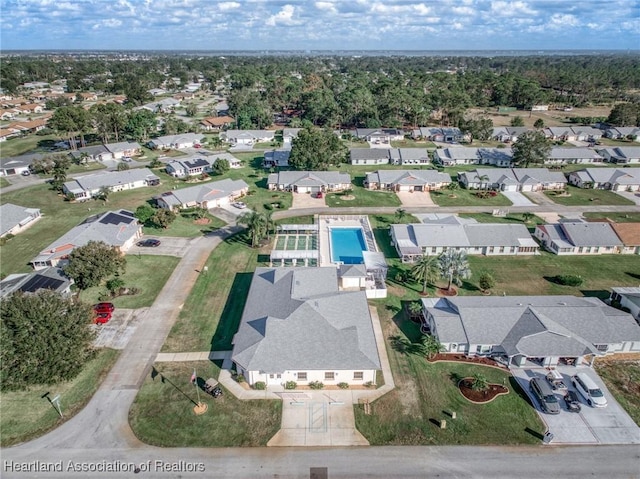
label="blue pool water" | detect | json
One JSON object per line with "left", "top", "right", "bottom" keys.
{"left": 330, "top": 228, "right": 367, "bottom": 264}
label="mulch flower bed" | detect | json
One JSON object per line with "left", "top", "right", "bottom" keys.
{"left": 458, "top": 378, "right": 509, "bottom": 403}
{"left": 427, "top": 354, "right": 507, "bottom": 369}
{"left": 435, "top": 287, "right": 458, "bottom": 297}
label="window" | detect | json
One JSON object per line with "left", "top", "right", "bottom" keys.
{"left": 297, "top": 372, "right": 307, "bottom": 380}
{"left": 353, "top": 372, "right": 363, "bottom": 380}
{"left": 596, "top": 344, "right": 608, "bottom": 352}
{"left": 324, "top": 372, "right": 335, "bottom": 380}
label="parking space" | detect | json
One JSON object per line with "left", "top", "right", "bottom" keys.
{"left": 92, "top": 308, "right": 148, "bottom": 349}
{"left": 512, "top": 366, "right": 640, "bottom": 444}
{"left": 396, "top": 190, "right": 436, "bottom": 207}
{"left": 615, "top": 190, "right": 640, "bottom": 205}
{"left": 502, "top": 191, "right": 537, "bottom": 206}
{"left": 291, "top": 192, "right": 327, "bottom": 209}
{"left": 126, "top": 236, "right": 194, "bottom": 257}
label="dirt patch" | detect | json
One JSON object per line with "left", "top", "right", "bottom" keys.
{"left": 194, "top": 218, "right": 211, "bottom": 225}
{"left": 435, "top": 287, "right": 458, "bottom": 297}
{"left": 341, "top": 195, "right": 355, "bottom": 200}
{"left": 458, "top": 378, "right": 509, "bottom": 403}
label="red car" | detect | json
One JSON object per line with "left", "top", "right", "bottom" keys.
{"left": 93, "top": 311, "right": 112, "bottom": 324}
{"left": 93, "top": 302, "right": 115, "bottom": 313}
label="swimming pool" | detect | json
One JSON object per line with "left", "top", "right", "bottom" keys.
{"left": 330, "top": 227, "right": 367, "bottom": 264}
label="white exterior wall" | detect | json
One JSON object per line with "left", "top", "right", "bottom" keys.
{"left": 243, "top": 368, "right": 376, "bottom": 386}
{"left": 341, "top": 276, "right": 366, "bottom": 289}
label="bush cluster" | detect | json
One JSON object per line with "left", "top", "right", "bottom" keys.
{"left": 308, "top": 381, "right": 324, "bottom": 390}
{"left": 284, "top": 381, "right": 297, "bottom": 390}
{"left": 554, "top": 275, "right": 583, "bottom": 286}
{"left": 253, "top": 381, "right": 266, "bottom": 390}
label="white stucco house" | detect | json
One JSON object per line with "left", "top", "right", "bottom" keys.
{"left": 155, "top": 178, "right": 249, "bottom": 210}
{"left": 0, "top": 203, "right": 42, "bottom": 238}
{"left": 364, "top": 169, "right": 451, "bottom": 191}
{"left": 610, "top": 287, "right": 640, "bottom": 322}
{"left": 147, "top": 133, "right": 203, "bottom": 150}
{"left": 267, "top": 171, "right": 351, "bottom": 193}
{"left": 62, "top": 168, "right": 160, "bottom": 201}
{"left": 533, "top": 221, "right": 623, "bottom": 255}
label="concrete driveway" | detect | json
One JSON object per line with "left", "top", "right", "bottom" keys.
{"left": 291, "top": 192, "right": 327, "bottom": 209}
{"left": 92, "top": 308, "right": 147, "bottom": 349}
{"left": 502, "top": 191, "right": 537, "bottom": 207}
{"left": 396, "top": 190, "right": 436, "bottom": 207}
{"left": 512, "top": 366, "right": 640, "bottom": 444}
{"left": 615, "top": 190, "right": 640, "bottom": 205}
{"left": 127, "top": 236, "right": 195, "bottom": 257}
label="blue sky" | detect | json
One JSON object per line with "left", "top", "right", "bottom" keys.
{"left": 1, "top": 0, "right": 638, "bottom": 51}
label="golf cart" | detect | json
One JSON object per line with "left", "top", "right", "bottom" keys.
{"left": 203, "top": 378, "right": 223, "bottom": 398}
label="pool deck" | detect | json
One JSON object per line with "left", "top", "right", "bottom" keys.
{"left": 318, "top": 215, "right": 368, "bottom": 267}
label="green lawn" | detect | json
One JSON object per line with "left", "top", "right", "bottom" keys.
{"left": 594, "top": 361, "right": 640, "bottom": 426}
{"left": 582, "top": 212, "right": 640, "bottom": 223}
{"left": 431, "top": 188, "right": 513, "bottom": 207}
{"left": 459, "top": 212, "right": 545, "bottom": 228}
{"left": 544, "top": 185, "right": 634, "bottom": 206}
{"left": 326, "top": 186, "right": 402, "bottom": 208}
{"left": 0, "top": 133, "right": 59, "bottom": 158}
{"left": 143, "top": 213, "right": 225, "bottom": 237}
{"left": 390, "top": 140, "right": 437, "bottom": 148}
{"left": 162, "top": 232, "right": 265, "bottom": 353}
{"left": 0, "top": 177, "right": 10, "bottom": 188}
{"left": 129, "top": 361, "right": 282, "bottom": 447}
{"left": 596, "top": 138, "right": 637, "bottom": 147}
{"left": 0, "top": 348, "right": 119, "bottom": 447}
{"left": 79, "top": 255, "right": 180, "bottom": 308}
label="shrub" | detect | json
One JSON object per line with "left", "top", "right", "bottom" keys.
{"left": 364, "top": 381, "right": 374, "bottom": 388}
{"left": 253, "top": 381, "right": 266, "bottom": 390}
{"left": 264, "top": 203, "right": 273, "bottom": 210}
{"left": 337, "top": 382, "right": 349, "bottom": 389}
{"left": 554, "top": 274, "right": 583, "bottom": 286}
{"left": 234, "top": 373, "right": 245, "bottom": 383}
{"left": 308, "top": 381, "right": 324, "bottom": 390}
{"left": 284, "top": 381, "right": 297, "bottom": 390}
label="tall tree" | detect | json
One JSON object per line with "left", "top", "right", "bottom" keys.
{"left": 289, "top": 128, "right": 347, "bottom": 170}
{"left": 512, "top": 130, "right": 551, "bottom": 168}
{"left": 410, "top": 255, "right": 439, "bottom": 295}
{"left": 0, "top": 291, "right": 96, "bottom": 391}
{"left": 238, "top": 211, "right": 268, "bottom": 247}
{"left": 439, "top": 250, "right": 471, "bottom": 291}
{"left": 63, "top": 241, "right": 127, "bottom": 290}
{"left": 125, "top": 110, "right": 158, "bottom": 143}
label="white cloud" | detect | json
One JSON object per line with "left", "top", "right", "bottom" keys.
{"left": 370, "top": 3, "right": 431, "bottom": 16}
{"left": 219, "top": 2, "right": 240, "bottom": 12}
{"left": 490, "top": 1, "right": 536, "bottom": 17}
{"left": 266, "top": 4, "right": 296, "bottom": 26}
{"left": 549, "top": 13, "right": 579, "bottom": 28}
{"left": 315, "top": 1, "right": 337, "bottom": 14}
{"left": 452, "top": 6, "right": 475, "bottom": 16}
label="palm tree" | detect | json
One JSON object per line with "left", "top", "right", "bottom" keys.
{"left": 410, "top": 254, "right": 439, "bottom": 295}
{"left": 470, "top": 373, "right": 489, "bottom": 391}
{"left": 238, "top": 211, "right": 268, "bottom": 247}
{"left": 419, "top": 334, "right": 444, "bottom": 360}
{"left": 264, "top": 211, "right": 276, "bottom": 241}
{"left": 395, "top": 207, "right": 406, "bottom": 222}
{"left": 439, "top": 250, "right": 472, "bottom": 292}
{"left": 522, "top": 212, "right": 534, "bottom": 223}
{"left": 97, "top": 186, "right": 111, "bottom": 203}
{"left": 475, "top": 173, "right": 490, "bottom": 192}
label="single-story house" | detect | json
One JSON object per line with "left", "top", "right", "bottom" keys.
{"left": 231, "top": 267, "right": 381, "bottom": 387}
{"left": 533, "top": 221, "right": 623, "bottom": 255}
{"left": 458, "top": 168, "right": 519, "bottom": 191}
{"left": 412, "top": 127, "right": 463, "bottom": 143}
{"left": 390, "top": 220, "right": 539, "bottom": 262}
{"left": 0, "top": 203, "right": 42, "bottom": 238}
{"left": 491, "top": 127, "right": 532, "bottom": 143}
{"left": 0, "top": 128, "right": 18, "bottom": 141}
{"left": 155, "top": 178, "right": 249, "bottom": 210}
{"left": 147, "top": 133, "right": 203, "bottom": 150}
{"left": 62, "top": 168, "right": 161, "bottom": 201}
{"left": 282, "top": 128, "right": 302, "bottom": 146}
{"left": 267, "top": 171, "right": 351, "bottom": 193}
{"left": 433, "top": 147, "right": 480, "bottom": 166}
{"left": 511, "top": 168, "right": 567, "bottom": 191}
{"left": 223, "top": 129, "right": 275, "bottom": 145}
{"left": 200, "top": 116, "right": 234, "bottom": 131}
{"left": 478, "top": 148, "right": 514, "bottom": 167}
{"left": 570, "top": 126, "right": 603, "bottom": 141}
{"left": 544, "top": 127, "right": 577, "bottom": 141}
{"left": 597, "top": 147, "right": 640, "bottom": 165}
{"left": 139, "top": 97, "right": 180, "bottom": 113}
{"left": 208, "top": 152, "right": 242, "bottom": 169}
{"left": 263, "top": 149, "right": 291, "bottom": 168}
{"left": 165, "top": 157, "right": 211, "bottom": 177}
{"left": 68, "top": 144, "right": 111, "bottom": 163}
{"left": 148, "top": 88, "right": 166, "bottom": 96}
{"left": 389, "top": 148, "right": 431, "bottom": 165}
{"left": 6, "top": 118, "right": 49, "bottom": 134}
{"left": 421, "top": 295, "right": 640, "bottom": 367}
{"left": 0, "top": 267, "right": 73, "bottom": 298}
{"left": 567, "top": 167, "right": 640, "bottom": 191}
{"left": 354, "top": 128, "right": 405, "bottom": 144}
{"left": 364, "top": 170, "right": 451, "bottom": 192}
{"left": 605, "top": 127, "right": 640, "bottom": 142}
{"left": 30, "top": 210, "right": 141, "bottom": 270}
{"left": 610, "top": 287, "right": 640, "bottom": 322}
{"left": 545, "top": 147, "right": 604, "bottom": 165}
{"left": 349, "top": 148, "right": 391, "bottom": 165}
{"left": 0, "top": 152, "right": 43, "bottom": 176}
{"left": 213, "top": 102, "right": 229, "bottom": 115}
{"left": 104, "top": 141, "right": 142, "bottom": 160}
{"left": 610, "top": 222, "right": 640, "bottom": 254}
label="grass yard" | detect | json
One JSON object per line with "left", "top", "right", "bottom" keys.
{"left": 79, "top": 255, "right": 180, "bottom": 308}
{"left": 582, "top": 212, "right": 640, "bottom": 223}
{"left": 0, "top": 133, "right": 59, "bottom": 158}
{"left": 0, "top": 348, "right": 119, "bottom": 447}
{"left": 162, "top": 232, "right": 266, "bottom": 353}
{"left": 143, "top": 213, "right": 225, "bottom": 237}
{"left": 544, "top": 185, "right": 634, "bottom": 206}
{"left": 430, "top": 188, "right": 513, "bottom": 207}
{"left": 459, "top": 212, "right": 545, "bottom": 228}
{"left": 356, "top": 293, "right": 544, "bottom": 445}
{"left": 594, "top": 361, "right": 640, "bottom": 426}
{"left": 390, "top": 140, "right": 437, "bottom": 148}
{"left": 326, "top": 186, "right": 402, "bottom": 208}
{"left": 129, "top": 361, "right": 282, "bottom": 447}
{"left": 0, "top": 177, "right": 10, "bottom": 188}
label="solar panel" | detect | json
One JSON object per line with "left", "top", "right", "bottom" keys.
{"left": 99, "top": 212, "right": 134, "bottom": 225}
{"left": 20, "top": 275, "right": 65, "bottom": 293}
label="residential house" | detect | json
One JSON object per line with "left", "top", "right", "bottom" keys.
{"left": 0, "top": 203, "right": 42, "bottom": 238}
{"left": 390, "top": 219, "right": 539, "bottom": 262}
{"left": 222, "top": 129, "right": 275, "bottom": 146}
{"left": 354, "top": 128, "right": 405, "bottom": 145}
{"left": 478, "top": 148, "right": 514, "bottom": 167}
{"left": 155, "top": 178, "right": 249, "bottom": 210}
{"left": 597, "top": 147, "right": 640, "bottom": 165}
{"left": 267, "top": 171, "right": 351, "bottom": 194}
{"left": 62, "top": 168, "right": 160, "bottom": 201}
{"left": 491, "top": 127, "right": 532, "bottom": 143}
{"left": 349, "top": 148, "right": 390, "bottom": 165}
{"left": 458, "top": 168, "right": 519, "bottom": 191}
{"left": 567, "top": 167, "right": 640, "bottom": 191}
{"left": 12, "top": 103, "right": 45, "bottom": 115}
{"left": 609, "top": 222, "right": 640, "bottom": 255}
{"left": 0, "top": 267, "right": 73, "bottom": 298}
{"left": 605, "top": 127, "right": 640, "bottom": 142}
{"left": 0, "top": 153, "right": 44, "bottom": 176}
{"left": 165, "top": 157, "right": 211, "bottom": 178}
{"left": 544, "top": 127, "right": 577, "bottom": 142}
{"left": 570, "top": 126, "right": 603, "bottom": 141}
{"left": 6, "top": 117, "right": 49, "bottom": 135}
{"left": 421, "top": 295, "right": 640, "bottom": 367}
{"left": 511, "top": 168, "right": 567, "bottom": 191}
{"left": 200, "top": 116, "right": 234, "bottom": 131}
{"left": 105, "top": 141, "right": 142, "bottom": 160}
{"left": 389, "top": 148, "right": 431, "bottom": 165}
{"left": 263, "top": 149, "right": 291, "bottom": 168}
{"left": 364, "top": 170, "right": 451, "bottom": 192}
{"left": 147, "top": 133, "right": 203, "bottom": 150}
{"left": 282, "top": 128, "right": 302, "bottom": 147}
{"left": 68, "top": 144, "right": 111, "bottom": 163}
{"left": 231, "top": 267, "right": 381, "bottom": 387}
{"left": 533, "top": 221, "right": 623, "bottom": 255}
{"left": 208, "top": 152, "right": 242, "bottom": 169}
{"left": 148, "top": 88, "right": 166, "bottom": 96}
{"left": 0, "top": 128, "right": 17, "bottom": 142}
{"left": 0, "top": 109, "right": 17, "bottom": 120}
{"left": 546, "top": 147, "right": 604, "bottom": 165}
{"left": 610, "top": 287, "right": 640, "bottom": 322}
{"left": 433, "top": 147, "right": 480, "bottom": 166}
{"left": 30, "top": 210, "right": 141, "bottom": 270}
{"left": 412, "top": 127, "right": 463, "bottom": 143}
{"left": 139, "top": 97, "right": 180, "bottom": 113}
{"left": 213, "top": 102, "right": 229, "bottom": 115}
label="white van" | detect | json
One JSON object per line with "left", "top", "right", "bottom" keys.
{"left": 572, "top": 372, "right": 607, "bottom": 408}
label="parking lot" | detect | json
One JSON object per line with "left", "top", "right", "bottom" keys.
{"left": 513, "top": 366, "right": 640, "bottom": 444}
{"left": 126, "top": 236, "right": 194, "bottom": 257}
{"left": 92, "top": 308, "right": 147, "bottom": 349}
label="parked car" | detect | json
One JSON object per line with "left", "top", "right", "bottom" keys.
{"left": 546, "top": 369, "right": 568, "bottom": 391}
{"left": 122, "top": 156, "right": 133, "bottom": 162}
{"left": 232, "top": 201, "right": 247, "bottom": 209}
{"left": 137, "top": 238, "right": 161, "bottom": 247}
{"left": 21, "top": 170, "right": 31, "bottom": 176}
{"left": 194, "top": 144, "right": 202, "bottom": 149}
{"left": 93, "top": 302, "right": 115, "bottom": 313}
{"left": 563, "top": 390, "right": 582, "bottom": 413}
{"left": 93, "top": 311, "right": 112, "bottom": 324}
{"left": 529, "top": 377, "right": 561, "bottom": 414}
{"left": 572, "top": 373, "right": 607, "bottom": 408}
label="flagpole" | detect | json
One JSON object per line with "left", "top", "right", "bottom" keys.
{"left": 192, "top": 368, "right": 207, "bottom": 415}
{"left": 193, "top": 368, "right": 201, "bottom": 405}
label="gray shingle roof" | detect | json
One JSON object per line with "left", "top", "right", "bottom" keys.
{"left": 63, "top": 168, "right": 159, "bottom": 194}
{"left": 350, "top": 148, "right": 391, "bottom": 161}
{"left": 369, "top": 169, "right": 451, "bottom": 186}
{"left": 549, "top": 147, "right": 603, "bottom": 160}
{"left": 561, "top": 222, "right": 623, "bottom": 247}
{"left": 0, "top": 203, "right": 40, "bottom": 236}
{"left": 511, "top": 168, "right": 567, "bottom": 184}
{"left": 268, "top": 171, "right": 351, "bottom": 187}
{"left": 232, "top": 267, "right": 381, "bottom": 373}
{"left": 158, "top": 178, "right": 248, "bottom": 207}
